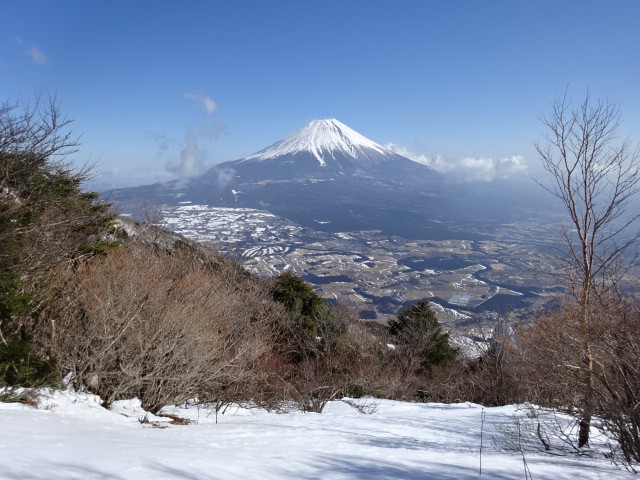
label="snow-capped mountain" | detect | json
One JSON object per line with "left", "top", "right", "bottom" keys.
{"left": 218, "top": 118, "right": 431, "bottom": 182}
{"left": 243, "top": 118, "right": 396, "bottom": 168}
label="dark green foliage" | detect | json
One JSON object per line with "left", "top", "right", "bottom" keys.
{"left": 0, "top": 170, "right": 115, "bottom": 323}
{"left": 271, "top": 270, "right": 345, "bottom": 359}
{"left": 271, "top": 270, "right": 326, "bottom": 347}
{"left": 389, "top": 299, "right": 457, "bottom": 370}
{"left": 0, "top": 267, "right": 32, "bottom": 322}
{"left": 271, "top": 270, "right": 324, "bottom": 320}
{"left": 345, "top": 383, "right": 365, "bottom": 398}
{"left": 0, "top": 340, "right": 59, "bottom": 388}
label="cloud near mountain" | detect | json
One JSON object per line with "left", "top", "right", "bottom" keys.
{"left": 184, "top": 93, "right": 217, "bottom": 115}
{"left": 385, "top": 143, "right": 527, "bottom": 182}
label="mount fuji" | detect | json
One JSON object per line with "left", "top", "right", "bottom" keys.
{"left": 246, "top": 118, "right": 392, "bottom": 166}
{"left": 198, "top": 118, "right": 441, "bottom": 186}
{"left": 110, "top": 119, "right": 542, "bottom": 239}
{"left": 237, "top": 118, "right": 420, "bottom": 174}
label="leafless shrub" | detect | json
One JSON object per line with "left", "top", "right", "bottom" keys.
{"left": 508, "top": 293, "right": 640, "bottom": 471}
{"left": 285, "top": 357, "right": 350, "bottom": 413}
{"left": 384, "top": 333, "right": 524, "bottom": 406}
{"left": 38, "top": 239, "right": 282, "bottom": 413}
{"left": 492, "top": 410, "right": 536, "bottom": 479}
{"left": 264, "top": 304, "right": 396, "bottom": 413}
{"left": 340, "top": 397, "right": 379, "bottom": 414}
{"left": 512, "top": 302, "right": 590, "bottom": 409}
{"left": 590, "top": 297, "right": 640, "bottom": 472}
{"left": 493, "top": 406, "right": 583, "bottom": 456}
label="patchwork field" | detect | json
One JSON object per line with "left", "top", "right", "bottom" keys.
{"left": 159, "top": 205, "right": 563, "bottom": 339}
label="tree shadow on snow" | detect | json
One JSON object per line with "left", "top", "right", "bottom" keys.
{"left": 292, "top": 454, "right": 514, "bottom": 480}
{"left": 0, "top": 463, "right": 126, "bottom": 480}
{"left": 2, "top": 462, "right": 220, "bottom": 480}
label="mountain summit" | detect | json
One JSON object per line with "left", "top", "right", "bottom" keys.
{"left": 230, "top": 118, "right": 425, "bottom": 179}
{"left": 244, "top": 119, "right": 393, "bottom": 167}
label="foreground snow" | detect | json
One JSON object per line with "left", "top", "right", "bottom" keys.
{"left": 0, "top": 390, "right": 634, "bottom": 479}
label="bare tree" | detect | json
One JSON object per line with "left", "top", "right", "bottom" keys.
{"left": 536, "top": 91, "right": 640, "bottom": 447}
{"left": 0, "top": 95, "right": 80, "bottom": 196}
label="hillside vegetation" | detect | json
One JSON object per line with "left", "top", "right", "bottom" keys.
{"left": 1, "top": 97, "right": 639, "bottom": 471}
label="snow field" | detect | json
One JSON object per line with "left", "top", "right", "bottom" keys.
{"left": 0, "top": 389, "right": 634, "bottom": 480}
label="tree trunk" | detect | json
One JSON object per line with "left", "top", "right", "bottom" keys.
{"left": 578, "top": 342, "right": 594, "bottom": 448}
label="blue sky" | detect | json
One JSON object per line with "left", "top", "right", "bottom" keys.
{"left": 2, "top": 1, "right": 639, "bottom": 187}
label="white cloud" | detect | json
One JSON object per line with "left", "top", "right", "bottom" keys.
{"left": 16, "top": 38, "right": 51, "bottom": 64}
{"left": 184, "top": 92, "right": 217, "bottom": 114}
{"left": 149, "top": 97, "right": 222, "bottom": 179}
{"left": 93, "top": 166, "right": 123, "bottom": 182}
{"left": 211, "top": 167, "right": 236, "bottom": 189}
{"left": 498, "top": 155, "right": 527, "bottom": 176}
{"left": 385, "top": 143, "right": 431, "bottom": 166}
{"left": 385, "top": 143, "right": 527, "bottom": 182}
{"left": 167, "top": 130, "right": 207, "bottom": 178}
{"left": 164, "top": 123, "right": 222, "bottom": 178}
{"left": 28, "top": 46, "right": 50, "bottom": 64}
{"left": 202, "top": 97, "right": 217, "bottom": 114}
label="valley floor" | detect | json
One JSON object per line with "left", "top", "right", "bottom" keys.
{"left": 0, "top": 390, "right": 634, "bottom": 480}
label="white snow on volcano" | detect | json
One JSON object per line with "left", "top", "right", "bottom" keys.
{"left": 244, "top": 119, "right": 392, "bottom": 166}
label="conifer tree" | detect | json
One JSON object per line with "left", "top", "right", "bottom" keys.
{"left": 389, "top": 300, "right": 456, "bottom": 377}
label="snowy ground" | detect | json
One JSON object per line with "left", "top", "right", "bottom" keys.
{"left": 0, "top": 389, "right": 635, "bottom": 480}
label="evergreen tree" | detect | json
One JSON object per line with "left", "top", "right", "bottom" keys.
{"left": 389, "top": 300, "right": 456, "bottom": 376}
{"left": 270, "top": 270, "right": 344, "bottom": 359}
{"left": 271, "top": 270, "right": 324, "bottom": 323}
